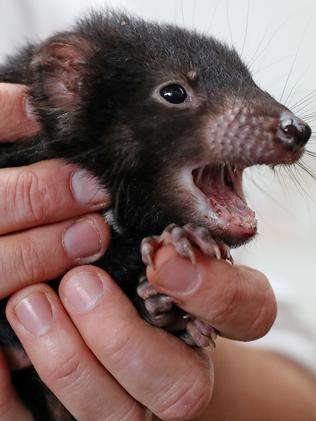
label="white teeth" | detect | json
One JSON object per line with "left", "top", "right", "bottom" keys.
{"left": 195, "top": 167, "right": 204, "bottom": 186}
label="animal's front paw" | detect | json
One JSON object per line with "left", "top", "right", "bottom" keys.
{"left": 141, "top": 223, "right": 232, "bottom": 268}
{"left": 179, "top": 317, "right": 217, "bottom": 348}
{"left": 137, "top": 277, "right": 184, "bottom": 328}
{"left": 136, "top": 277, "right": 216, "bottom": 348}
{"left": 138, "top": 224, "right": 231, "bottom": 348}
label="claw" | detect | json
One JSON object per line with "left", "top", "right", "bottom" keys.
{"left": 141, "top": 242, "right": 155, "bottom": 269}
{"left": 186, "top": 245, "right": 196, "bottom": 265}
{"left": 217, "top": 241, "right": 233, "bottom": 263}
{"left": 186, "top": 321, "right": 211, "bottom": 348}
{"left": 141, "top": 223, "right": 230, "bottom": 269}
{"left": 147, "top": 253, "right": 155, "bottom": 270}
{"left": 186, "top": 319, "right": 218, "bottom": 348}
{"left": 213, "top": 244, "right": 221, "bottom": 260}
{"left": 226, "top": 251, "right": 234, "bottom": 264}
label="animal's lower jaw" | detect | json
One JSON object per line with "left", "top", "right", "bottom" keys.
{"left": 205, "top": 194, "right": 257, "bottom": 242}
{"left": 191, "top": 165, "right": 257, "bottom": 245}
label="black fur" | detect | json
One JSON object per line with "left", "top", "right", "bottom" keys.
{"left": 0, "top": 10, "right": 302, "bottom": 419}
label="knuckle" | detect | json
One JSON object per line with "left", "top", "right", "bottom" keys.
{"left": 156, "top": 373, "right": 211, "bottom": 420}
{"left": 14, "top": 236, "right": 43, "bottom": 284}
{"left": 43, "top": 350, "right": 86, "bottom": 390}
{"left": 104, "top": 322, "right": 135, "bottom": 364}
{"left": 13, "top": 170, "right": 49, "bottom": 225}
{"left": 210, "top": 280, "right": 241, "bottom": 325}
{"left": 115, "top": 403, "right": 145, "bottom": 421}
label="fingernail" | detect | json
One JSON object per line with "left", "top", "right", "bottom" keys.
{"left": 63, "top": 217, "right": 102, "bottom": 263}
{"left": 154, "top": 256, "right": 200, "bottom": 295}
{"left": 71, "top": 169, "right": 108, "bottom": 207}
{"left": 14, "top": 292, "right": 53, "bottom": 336}
{"left": 62, "top": 272, "right": 104, "bottom": 313}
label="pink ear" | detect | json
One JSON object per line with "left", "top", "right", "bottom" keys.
{"left": 30, "top": 35, "right": 94, "bottom": 111}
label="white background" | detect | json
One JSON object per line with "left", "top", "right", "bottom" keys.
{"left": 1, "top": 0, "right": 316, "bottom": 324}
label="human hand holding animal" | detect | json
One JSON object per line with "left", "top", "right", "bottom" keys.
{"left": 0, "top": 83, "right": 39, "bottom": 141}
{"left": 0, "top": 84, "right": 110, "bottom": 299}
{"left": 0, "top": 83, "right": 277, "bottom": 420}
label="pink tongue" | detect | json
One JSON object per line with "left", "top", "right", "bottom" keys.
{"left": 195, "top": 165, "right": 257, "bottom": 233}
{"left": 209, "top": 190, "right": 257, "bottom": 231}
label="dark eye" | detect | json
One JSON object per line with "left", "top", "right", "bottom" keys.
{"left": 159, "top": 84, "right": 188, "bottom": 104}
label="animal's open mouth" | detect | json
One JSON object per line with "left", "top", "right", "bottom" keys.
{"left": 192, "top": 164, "right": 257, "bottom": 244}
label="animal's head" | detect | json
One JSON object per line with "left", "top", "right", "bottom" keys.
{"left": 29, "top": 11, "right": 311, "bottom": 244}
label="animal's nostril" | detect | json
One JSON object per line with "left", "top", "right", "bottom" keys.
{"left": 278, "top": 111, "right": 311, "bottom": 151}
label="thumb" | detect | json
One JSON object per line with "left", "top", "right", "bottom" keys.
{"left": 146, "top": 245, "right": 276, "bottom": 341}
{"left": 0, "top": 83, "right": 39, "bottom": 141}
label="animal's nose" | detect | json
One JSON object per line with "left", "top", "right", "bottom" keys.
{"left": 277, "top": 111, "right": 311, "bottom": 151}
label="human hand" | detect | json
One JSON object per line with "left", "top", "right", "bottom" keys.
{"left": 0, "top": 82, "right": 110, "bottom": 418}
{"left": 0, "top": 83, "right": 39, "bottom": 141}
{"left": 3, "top": 252, "right": 276, "bottom": 420}
{"left": 146, "top": 246, "right": 277, "bottom": 341}
{"left": 0, "top": 83, "right": 110, "bottom": 300}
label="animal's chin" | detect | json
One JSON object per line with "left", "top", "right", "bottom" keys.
{"left": 191, "top": 164, "right": 257, "bottom": 246}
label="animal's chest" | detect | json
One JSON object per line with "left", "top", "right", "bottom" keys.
{"left": 97, "top": 221, "right": 145, "bottom": 295}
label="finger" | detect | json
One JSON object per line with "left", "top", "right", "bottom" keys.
{"left": 0, "top": 352, "right": 33, "bottom": 420}
{"left": 147, "top": 246, "right": 277, "bottom": 341}
{"left": 6, "top": 285, "right": 144, "bottom": 421}
{"left": 0, "top": 214, "right": 109, "bottom": 298}
{"left": 0, "top": 83, "right": 39, "bottom": 141}
{"left": 0, "top": 159, "right": 109, "bottom": 235}
{"left": 59, "top": 266, "right": 213, "bottom": 421}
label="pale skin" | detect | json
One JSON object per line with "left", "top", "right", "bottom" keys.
{"left": 0, "top": 83, "right": 315, "bottom": 420}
